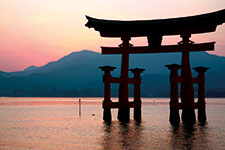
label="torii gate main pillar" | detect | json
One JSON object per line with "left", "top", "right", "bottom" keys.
{"left": 118, "top": 36, "right": 131, "bottom": 122}
{"left": 180, "top": 34, "right": 196, "bottom": 124}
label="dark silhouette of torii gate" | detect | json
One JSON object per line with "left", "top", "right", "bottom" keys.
{"left": 85, "top": 9, "right": 225, "bottom": 124}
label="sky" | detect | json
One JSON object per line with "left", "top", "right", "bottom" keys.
{"left": 0, "top": 0, "right": 225, "bottom": 72}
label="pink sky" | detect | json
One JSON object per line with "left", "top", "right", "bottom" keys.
{"left": 0, "top": 0, "right": 225, "bottom": 72}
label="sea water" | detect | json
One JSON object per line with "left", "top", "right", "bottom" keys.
{"left": 0, "top": 97, "right": 225, "bottom": 150}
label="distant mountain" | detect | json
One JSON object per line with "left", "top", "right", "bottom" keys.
{"left": 23, "top": 65, "right": 40, "bottom": 71}
{"left": 0, "top": 50, "right": 225, "bottom": 97}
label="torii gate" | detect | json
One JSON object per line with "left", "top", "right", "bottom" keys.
{"left": 85, "top": 9, "right": 225, "bottom": 124}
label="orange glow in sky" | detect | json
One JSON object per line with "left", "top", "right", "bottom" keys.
{"left": 0, "top": 0, "right": 225, "bottom": 72}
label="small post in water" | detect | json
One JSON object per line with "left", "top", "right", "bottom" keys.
{"left": 79, "top": 99, "right": 81, "bottom": 116}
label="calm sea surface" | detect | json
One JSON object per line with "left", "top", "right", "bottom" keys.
{"left": 0, "top": 97, "right": 225, "bottom": 150}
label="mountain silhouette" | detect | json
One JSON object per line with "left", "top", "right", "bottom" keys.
{"left": 0, "top": 50, "right": 225, "bottom": 97}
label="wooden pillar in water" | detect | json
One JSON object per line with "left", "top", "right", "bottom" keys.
{"left": 130, "top": 68, "right": 145, "bottom": 122}
{"left": 99, "top": 65, "right": 116, "bottom": 122}
{"left": 166, "top": 64, "right": 181, "bottom": 125}
{"left": 193, "top": 66, "right": 209, "bottom": 123}
{"left": 118, "top": 36, "right": 131, "bottom": 122}
{"left": 180, "top": 34, "right": 196, "bottom": 124}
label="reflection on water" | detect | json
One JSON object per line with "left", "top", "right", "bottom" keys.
{"left": 102, "top": 122, "right": 143, "bottom": 150}
{"left": 170, "top": 124, "right": 211, "bottom": 150}
{"left": 101, "top": 121, "right": 213, "bottom": 150}
{"left": 0, "top": 97, "right": 225, "bottom": 149}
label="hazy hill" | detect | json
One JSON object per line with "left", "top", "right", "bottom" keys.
{"left": 0, "top": 50, "right": 225, "bottom": 97}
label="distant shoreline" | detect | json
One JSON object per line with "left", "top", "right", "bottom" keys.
{"left": 1, "top": 96, "right": 225, "bottom": 98}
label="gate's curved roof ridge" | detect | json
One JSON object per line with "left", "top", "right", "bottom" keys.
{"left": 85, "top": 9, "right": 225, "bottom": 37}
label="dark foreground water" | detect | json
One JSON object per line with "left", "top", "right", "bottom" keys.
{"left": 0, "top": 97, "right": 225, "bottom": 150}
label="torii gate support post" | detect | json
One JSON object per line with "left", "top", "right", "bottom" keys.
{"left": 194, "top": 66, "right": 209, "bottom": 123}
{"left": 166, "top": 64, "right": 181, "bottom": 125}
{"left": 180, "top": 34, "right": 196, "bottom": 125}
{"left": 130, "top": 68, "right": 145, "bottom": 122}
{"left": 99, "top": 65, "right": 116, "bottom": 122}
{"left": 118, "top": 36, "right": 131, "bottom": 122}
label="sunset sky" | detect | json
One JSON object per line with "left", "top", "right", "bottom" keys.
{"left": 0, "top": 0, "right": 225, "bottom": 72}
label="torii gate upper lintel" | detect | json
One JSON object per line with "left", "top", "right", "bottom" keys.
{"left": 85, "top": 9, "right": 225, "bottom": 124}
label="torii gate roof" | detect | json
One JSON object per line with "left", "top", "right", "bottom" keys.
{"left": 85, "top": 9, "right": 225, "bottom": 37}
